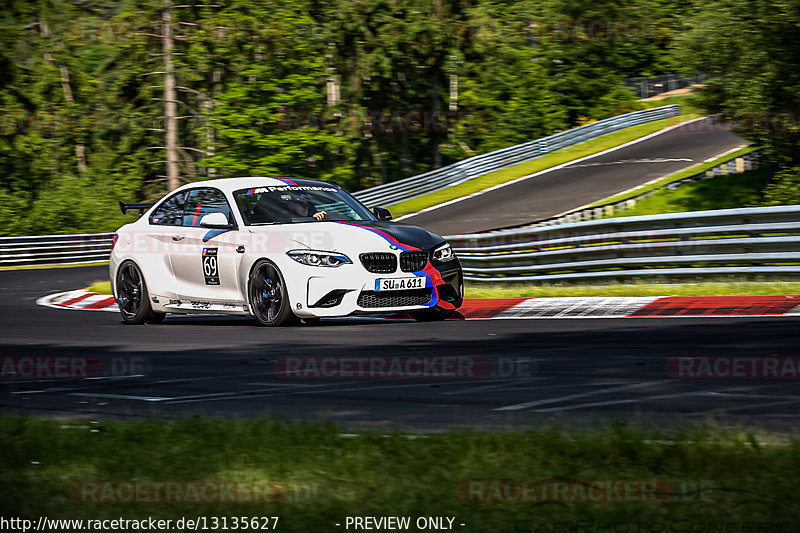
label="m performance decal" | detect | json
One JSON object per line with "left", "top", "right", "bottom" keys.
{"left": 202, "top": 248, "right": 219, "bottom": 285}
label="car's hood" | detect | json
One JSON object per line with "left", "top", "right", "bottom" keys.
{"left": 246, "top": 220, "right": 445, "bottom": 254}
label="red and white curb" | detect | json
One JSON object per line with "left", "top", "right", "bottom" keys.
{"left": 37, "top": 289, "right": 119, "bottom": 312}
{"left": 457, "top": 295, "right": 800, "bottom": 319}
{"left": 36, "top": 290, "right": 800, "bottom": 319}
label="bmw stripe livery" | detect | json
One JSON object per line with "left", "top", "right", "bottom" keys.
{"left": 110, "top": 177, "right": 463, "bottom": 326}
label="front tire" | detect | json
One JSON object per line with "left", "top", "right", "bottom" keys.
{"left": 248, "top": 260, "right": 293, "bottom": 326}
{"left": 115, "top": 261, "right": 161, "bottom": 325}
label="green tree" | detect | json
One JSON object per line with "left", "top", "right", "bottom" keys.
{"left": 0, "top": 0, "right": 701, "bottom": 234}
{"left": 199, "top": 0, "right": 351, "bottom": 186}
{"left": 764, "top": 166, "right": 800, "bottom": 205}
{"left": 676, "top": 0, "right": 800, "bottom": 203}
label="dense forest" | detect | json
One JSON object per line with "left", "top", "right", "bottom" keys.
{"left": 2, "top": 0, "right": 797, "bottom": 235}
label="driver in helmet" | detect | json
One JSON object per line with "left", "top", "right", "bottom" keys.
{"left": 286, "top": 194, "right": 326, "bottom": 221}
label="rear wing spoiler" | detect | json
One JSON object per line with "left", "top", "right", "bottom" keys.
{"left": 119, "top": 201, "right": 155, "bottom": 215}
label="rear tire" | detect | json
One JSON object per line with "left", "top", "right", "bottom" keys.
{"left": 248, "top": 260, "right": 293, "bottom": 326}
{"left": 115, "top": 261, "right": 160, "bottom": 325}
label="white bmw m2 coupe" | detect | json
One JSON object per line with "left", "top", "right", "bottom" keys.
{"left": 110, "top": 177, "right": 463, "bottom": 326}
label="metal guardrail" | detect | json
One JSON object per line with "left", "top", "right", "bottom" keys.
{"left": 0, "top": 233, "right": 114, "bottom": 267}
{"left": 4, "top": 206, "right": 798, "bottom": 284}
{"left": 2, "top": 207, "right": 799, "bottom": 284}
{"left": 445, "top": 206, "right": 800, "bottom": 282}
{"left": 352, "top": 105, "right": 680, "bottom": 207}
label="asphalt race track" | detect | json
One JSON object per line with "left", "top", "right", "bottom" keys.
{"left": 2, "top": 266, "right": 799, "bottom": 431}
{"left": 404, "top": 118, "right": 745, "bottom": 235}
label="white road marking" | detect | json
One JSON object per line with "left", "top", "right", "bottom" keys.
{"left": 165, "top": 378, "right": 507, "bottom": 405}
{"left": 156, "top": 373, "right": 277, "bottom": 384}
{"left": 8, "top": 376, "right": 144, "bottom": 393}
{"left": 701, "top": 391, "right": 800, "bottom": 400}
{"left": 704, "top": 145, "right": 747, "bottom": 162}
{"left": 69, "top": 393, "right": 172, "bottom": 402}
{"left": 494, "top": 380, "right": 669, "bottom": 411}
{"left": 565, "top": 158, "right": 692, "bottom": 169}
{"left": 245, "top": 382, "right": 357, "bottom": 387}
{"left": 689, "top": 398, "right": 800, "bottom": 415}
{"left": 533, "top": 398, "right": 640, "bottom": 412}
{"left": 442, "top": 378, "right": 547, "bottom": 396}
{"left": 6, "top": 375, "right": 142, "bottom": 386}
{"left": 531, "top": 390, "right": 708, "bottom": 413}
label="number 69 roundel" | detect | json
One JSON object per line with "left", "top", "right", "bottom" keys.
{"left": 202, "top": 247, "right": 219, "bottom": 285}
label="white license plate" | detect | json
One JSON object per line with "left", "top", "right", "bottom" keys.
{"left": 375, "top": 276, "right": 425, "bottom": 291}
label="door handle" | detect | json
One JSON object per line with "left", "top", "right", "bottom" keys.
{"left": 171, "top": 235, "right": 184, "bottom": 242}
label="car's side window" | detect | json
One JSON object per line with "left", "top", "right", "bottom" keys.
{"left": 149, "top": 191, "right": 189, "bottom": 226}
{"left": 182, "top": 188, "right": 235, "bottom": 228}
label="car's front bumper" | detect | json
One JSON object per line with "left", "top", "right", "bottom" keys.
{"left": 289, "top": 258, "right": 463, "bottom": 318}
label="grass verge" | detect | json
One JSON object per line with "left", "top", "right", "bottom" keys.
{"left": 466, "top": 279, "right": 800, "bottom": 298}
{"left": 1, "top": 416, "right": 798, "bottom": 531}
{"left": 599, "top": 164, "right": 775, "bottom": 219}
{"left": 87, "top": 280, "right": 111, "bottom": 294}
{"left": 588, "top": 146, "right": 757, "bottom": 208}
{"left": 388, "top": 112, "right": 699, "bottom": 218}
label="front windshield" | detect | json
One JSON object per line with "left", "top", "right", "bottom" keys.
{"left": 234, "top": 184, "right": 375, "bottom": 225}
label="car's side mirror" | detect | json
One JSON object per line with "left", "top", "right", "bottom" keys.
{"left": 373, "top": 207, "right": 392, "bottom": 221}
{"left": 199, "top": 212, "right": 233, "bottom": 229}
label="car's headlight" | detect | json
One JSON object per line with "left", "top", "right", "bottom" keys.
{"left": 287, "top": 250, "right": 352, "bottom": 267}
{"left": 432, "top": 243, "right": 455, "bottom": 264}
